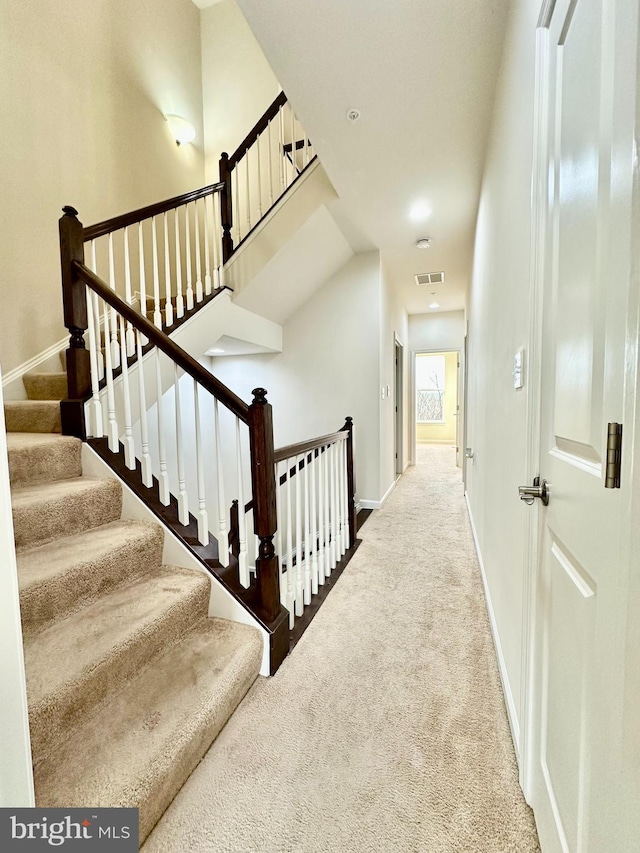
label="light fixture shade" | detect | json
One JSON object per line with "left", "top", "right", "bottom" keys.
{"left": 165, "top": 114, "right": 196, "bottom": 146}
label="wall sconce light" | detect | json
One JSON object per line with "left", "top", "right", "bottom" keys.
{"left": 164, "top": 114, "right": 196, "bottom": 146}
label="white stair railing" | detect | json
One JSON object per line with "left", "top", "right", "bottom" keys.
{"left": 219, "top": 91, "right": 315, "bottom": 258}
{"left": 81, "top": 184, "right": 227, "bottom": 339}
{"left": 273, "top": 430, "right": 352, "bottom": 629}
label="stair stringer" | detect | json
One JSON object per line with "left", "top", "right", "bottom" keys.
{"left": 81, "top": 443, "right": 271, "bottom": 676}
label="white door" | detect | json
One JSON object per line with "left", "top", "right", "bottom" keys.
{"left": 526, "top": 0, "right": 640, "bottom": 850}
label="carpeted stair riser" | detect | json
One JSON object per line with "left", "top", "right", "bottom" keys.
{"left": 23, "top": 372, "right": 68, "bottom": 401}
{"left": 12, "top": 477, "right": 122, "bottom": 549}
{"left": 19, "top": 520, "right": 165, "bottom": 631}
{"left": 34, "top": 619, "right": 262, "bottom": 843}
{"left": 4, "top": 400, "right": 61, "bottom": 433}
{"left": 26, "top": 568, "right": 212, "bottom": 761}
{"left": 7, "top": 434, "right": 82, "bottom": 487}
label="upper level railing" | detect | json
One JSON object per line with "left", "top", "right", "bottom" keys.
{"left": 219, "top": 91, "right": 316, "bottom": 261}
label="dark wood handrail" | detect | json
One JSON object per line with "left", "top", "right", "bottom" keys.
{"left": 83, "top": 182, "right": 225, "bottom": 241}
{"left": 73, "top": 261, "right": 250, "bottom": 421}
{"left": 274, "top": 429, "right": 348, "bottom": 464}
{"left": 227, "top": 91, "right": 288, "bottom": 169}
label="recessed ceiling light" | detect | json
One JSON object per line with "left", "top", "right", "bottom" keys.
{"left": 416, "top": 238, "right": 431, "bottom": 249}
{"left": 409, "top": 201, "right": 432, "bottom": 222}
{"left": 209, "top": 347, "right": 225, "bottom": 354}
{"left": 429, "top": 302, "right": 440, "bottom": 309}
{"left": 346, "top": 108, "right": 361, "bottom": 122}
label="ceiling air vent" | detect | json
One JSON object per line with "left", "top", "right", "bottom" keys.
{"left": 415, "top": 271, "right": 445, "bottom": 286}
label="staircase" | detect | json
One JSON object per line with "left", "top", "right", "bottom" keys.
{"left": 6, "top": 369, "right": 262, "bottom": 843}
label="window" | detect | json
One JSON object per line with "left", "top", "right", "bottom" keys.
{"left": 416, "top": 355, "right": 445, "bottom": 423}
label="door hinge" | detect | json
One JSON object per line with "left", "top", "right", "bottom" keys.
{"left": 605, "top": 422, "right": 623, "bottom": 489}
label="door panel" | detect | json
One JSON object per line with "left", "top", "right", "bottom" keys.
{"left": 528, "top": 0, "right": 638, "bottom": 849}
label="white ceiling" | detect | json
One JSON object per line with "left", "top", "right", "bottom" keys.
{"left": 235, "top": 0, "right": 510, "bottom": 315}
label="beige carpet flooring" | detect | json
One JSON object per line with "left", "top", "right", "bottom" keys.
{"left": 143, "top": 445, "right": 540, "bottom": 853}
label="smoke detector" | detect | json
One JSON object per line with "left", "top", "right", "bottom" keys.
{"left": 416, "top": 238, "right": 431, "bottom": 249}
{"left": 346, "top": 108, "right": 361, "bottom": 122}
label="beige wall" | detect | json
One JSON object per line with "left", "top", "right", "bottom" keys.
{"left": 465, "top": 0, "right": 539, "bottom": 756}
{"left": 416, "top": 350, "right": 458, "bottom": 444}
{"left": 0, "top": 0, "right": 205, "bottom": 375}
{"left": 200, "top": 0, "right": 281, "bottom": 183}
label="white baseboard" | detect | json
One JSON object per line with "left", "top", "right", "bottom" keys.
{"left": 358, "top": 478, "right": 397, "bottom": 511}
{"left": 464, "top": 491, "right": 521, "bottom": 758}
{"left": 2, "top": 337, "right": 68, "bottom": 400}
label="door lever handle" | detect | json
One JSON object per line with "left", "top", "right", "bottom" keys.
{"left": 518, "top": 476, "right": 549, "bottom": 506}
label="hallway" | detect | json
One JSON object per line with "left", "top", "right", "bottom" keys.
{"left": 143, "top": 446, "right": 540, "bottom": 852}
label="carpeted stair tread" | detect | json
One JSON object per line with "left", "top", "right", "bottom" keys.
{"left": 18, "top": 520, "right": 165, "bottom": 631}
{"left": 12, "top": 476, "right": 122, "bottom": 549}
{"left": 26, "top": 566, "right": 211, "bottom": 759}
{"left": 4, "top": 400, "right": 61, "bottom": 433}
{"left": 34, "top": 617, "right": 262, "bottom": 843}
{"left": 23, "top": 372, "right": 68, "bottom": 401}
{"left": 7, "top": 433, "right": 82, "bottom": 487}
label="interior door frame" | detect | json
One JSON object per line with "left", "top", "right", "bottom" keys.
{"left": 394, "top": 335, "right": 404, "bottom": 477}
{"left": 518, "top": 4, "right": 551, "bottom": 802}
{"left": 410, "top": 347, "right": 464, "bottom": 467}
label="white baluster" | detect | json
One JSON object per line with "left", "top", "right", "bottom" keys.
{"left": 329, "top": 441, "right": 337, "bottom": 570}
{"left": 278, "top": 106, "right": 285, "bottom": 193}
{"left": 236, "top": 417, "right": 249, "bottom": 587}
{"left": 138, "top": 222, "right": 149, "bottom": 346}
{"left": 194, "top": 199, "right": 203, "bottom": 303}
{"left": 211, "top": 193, "right": 221, "bottom": 290}
{"left": 304, "top": 128, "right": 310, "bottom": 169}
{"left": 342, "top": 437, "right": 349, "bottom": 554}
{"left": 214, "top": 398, "right": 229, "bottom": 565}
{"left": 234, "top": 167, "right": 241, "bottom": 243}
{"left": 102, "top": 299, "right": 118, "bottom": 451}
{"left": 123, "top": 227, "right": 136, "bottom": 357}
{"left": 317, "top": 445, "right": 325, "bottom": 586}
{"left": 163, "top": 212, "right": 174, "bottom": 327}
{"left": 310, "top": 448, "right": 319, "bottom": 595}
{"left": 267, "top": 117, "right": 274, "bottom": 207}
{"left": 286, "top": 457, "right": 295, "bottom": 627}
{"left": 85, "top": 287, "right": 103, "bottom": 438}
{"left": 193, "top": 382, "right": 209, "bottom": 545}
{"left": 204, "top": 196, "right": 212, "bottom": 296}
{"left": 294, "top": 454, "right": 303, "bottom": 616}
{"left": 256, "top": 133, "right": 263, "bottom": 220}
{"left": 173, "top": 364, "right": 188, "bottom": 524}
{"left": 174, "top": 209, "right": 185, "bottom": 319}
{"left": 107, "top": 234, "right": 121, "bottom": 368}
{"left": 276, "top": 461, "right": 285, "bottom": 602}
{"left": 155, "top": 349, "right": 170, "bottom": 505}
{"left": 338, "top": 437, "right": 346, "bottom": 557}
{"left": 151, "top": 217, "right": 162, "bottom": 328}
{"left": 135, "top": 330, "right": 152, "bottom": 487}
{"left": 324, "top": 445, "right": 331, "bottom": 577}
{"left": 117, "top": 312, "right": 135, "bottom": 469}
{"left": 88, "top": 241, "right": 104, "bottom": 381}
{"left": 303, "top": 452, "right": 311, "bottom": 605}
{"left": 289, "top": 105, "right": 296, "bottom": 186}
{"left": 245, "top": 153, "right": 251, "bottom": 235}
{"left": 185, "top": 204, "right": 194, "bottom": 311}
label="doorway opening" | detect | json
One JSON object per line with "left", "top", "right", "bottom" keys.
{"left": 414, "top": 350, "right": 460, "bottom": 465}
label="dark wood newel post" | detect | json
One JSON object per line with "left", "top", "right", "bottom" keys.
{"left": 219, "top": 152, "right": 234, "bottom": 263}
{"left": 343, "top": 416, "right": 357, "bottom": 547}
{"left": 248, "top": 387, "right": 280, "bottom": 622}
{"left": 59, "top": 206, "right": 90, "bottom": 439}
